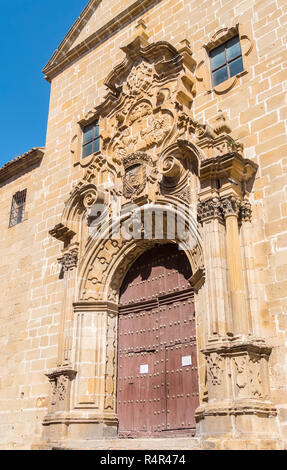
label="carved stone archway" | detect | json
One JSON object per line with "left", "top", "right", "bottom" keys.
{"left": 43, "top": 30, "right": 279, "bottom": 448}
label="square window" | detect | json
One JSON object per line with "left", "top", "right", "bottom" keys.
{"left": 210, "top": 36, "right": 244, "bottom": 87}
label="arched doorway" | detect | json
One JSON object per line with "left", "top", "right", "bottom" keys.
{"left": 117, "top": 243, "right": 199, "bottom": 438}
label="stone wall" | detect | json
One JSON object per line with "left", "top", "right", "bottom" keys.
{"left": 0, "top": 0, "right": 286, "bottom": 449}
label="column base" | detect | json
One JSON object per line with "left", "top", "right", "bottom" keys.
{"left": 196, "top": 401, "right": 277, "bottom": 438}
{"left": 43, "top": 412, "right": 118, "bottom": 446}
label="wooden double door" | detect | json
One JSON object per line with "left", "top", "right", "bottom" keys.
{"left": 117, "top": 244, "right": 199, "bottom": 438}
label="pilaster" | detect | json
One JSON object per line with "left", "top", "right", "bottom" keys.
{"left": 43, "top": 300, "right": 119, "bottom": 447}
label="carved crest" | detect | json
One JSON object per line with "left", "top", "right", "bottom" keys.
{"left": 123, "top": 152, "right": 150, "bottom": 199}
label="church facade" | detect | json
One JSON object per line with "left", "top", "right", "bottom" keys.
{"left": 0, "top": 0, "right": 287, "bottom": 450}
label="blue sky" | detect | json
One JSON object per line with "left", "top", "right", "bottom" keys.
{"left": 0, "top": 0, "right": 88, "bottom": 167}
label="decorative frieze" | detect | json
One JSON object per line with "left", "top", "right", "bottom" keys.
{"left": 202, "top": 337, "right": 272, "bottom": 403}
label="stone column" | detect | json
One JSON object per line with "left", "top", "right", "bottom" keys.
{"left": 197, "top": 197, "right": 232, "bottom": 338}
{"left": 221, "top": 195, "right": 249, "bottom": 335}
{"left": 196, "top": 153, "right": 278, "bottom": 443}
{"left": 43, "top": 244, "right": 79, "bottom": 445}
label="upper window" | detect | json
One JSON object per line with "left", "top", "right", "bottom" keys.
{"left": 82, "top": 121, "right": 100, "bottom": 159}
{"left": 9, "top": 189, "right": 27, "bottom": 228}
{"left": 210, "top": 36, "right": 244, "bottom": 87}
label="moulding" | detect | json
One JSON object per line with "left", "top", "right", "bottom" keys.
{"left": 43, "top": 0, "right": 164, "bottom": 81}
{"left": 0, "top": 148, "right": 44, "bottom": 184}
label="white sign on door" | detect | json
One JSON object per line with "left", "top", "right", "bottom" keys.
{"left": 140, "top": 364, "right": 149, "bottom": 374}
{"left": 182, "top": 355, "right": 192, "bottom": 367}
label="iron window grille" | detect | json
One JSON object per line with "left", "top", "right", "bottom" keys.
{"left": 210, "top": 36, "right": 244, "bottom": 87}
{"left": 82, "top": 121, "right": 100, "bottom": 159}
{"left": 9, "top": 189, "right": 27, "bottom": 227}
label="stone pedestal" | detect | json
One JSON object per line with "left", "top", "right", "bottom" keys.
{"left": 196, "top": 337, "right": 277, "bottom": 438}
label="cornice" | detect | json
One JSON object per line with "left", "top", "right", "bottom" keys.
{"left": 43, "top": 0, "right": 163, "bottom": 82}
{"left": 199, "top": 152, "right": 258, "bottom": 184}
{"left": 0, "top": 148, "right": 44, "bottom": 185}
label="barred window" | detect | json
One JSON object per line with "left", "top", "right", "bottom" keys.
{"left": 210, "top": 36, "right": 244, "bottom": 86}
{"left": 82, "top": 121, "right": 100, "bottom": 158}
{"left": 9, "top": 189, "right": 27, "bottom": 227}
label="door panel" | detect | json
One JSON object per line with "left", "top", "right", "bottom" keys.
{"left": 118, "top": 350, "right": 159, "bottom": 436}
{"left": 117, "top": 244, "right": 199, "bottom": 438}
{"left": 165, "top": 342, "right": 198, "bottom": 432}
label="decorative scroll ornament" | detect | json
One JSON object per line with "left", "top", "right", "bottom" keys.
{"left": 123, "top": 61, "right": 153, "bottom": 97}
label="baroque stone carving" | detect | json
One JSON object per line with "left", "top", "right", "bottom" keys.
{"left": 46, "top": 369, "right": 77, "bottom": 412}
{"left": 234, "top": 356, "right": 248, "bottom": 393}
{"left": 249, "top": 355, "right": 263, "bottom": 399}
{"left": 240, "top": 198, "right": 252, "bottom": 222}
{"left": 197, "top": 197, "right": 223, "bottom": 224}
{"left": 58, "top": 247, "right": 79, "bottom": 272}
{"left": 123, "top": 152, "right": 150, "bottom": 200}
{"left": 202, "top": 338, "right": 272, "bottom": 407}
{"left": 207, "top": 353, "right": 223, "bottom": 386}
{"left": 221, "top": 196, "right": 241, "bottom": 218}
{"left": 198, "top": 195, "right": 253, "bottom": 225}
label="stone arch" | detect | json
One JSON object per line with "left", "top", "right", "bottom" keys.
{"left": 78, "top": 200, "right": 205, "bottom": 304}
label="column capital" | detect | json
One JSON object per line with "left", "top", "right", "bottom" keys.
{"left": 221, "top": 195, "right": 241, "bottom": 218}
{"left": 58, "top": 246, "right": 79, "bottom": 272}
{"left": 198, "top": 195, "right": 253, "bottom": 224}
{"left": 197, "top": 197, "right": 224, "bottom": 224}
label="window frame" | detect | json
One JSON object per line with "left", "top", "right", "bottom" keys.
{"left": 9, "top": 189, "right": 27, "bottom": 228}
{"left": 82, "top": 121, "right": 100, "bottom": 159}
{"left": 210, "top": 36, "right": 243, "bottom": 87}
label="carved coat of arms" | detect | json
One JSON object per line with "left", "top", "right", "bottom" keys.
{"left": 123, "top": 152, "right": 150, "bottom": 199}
